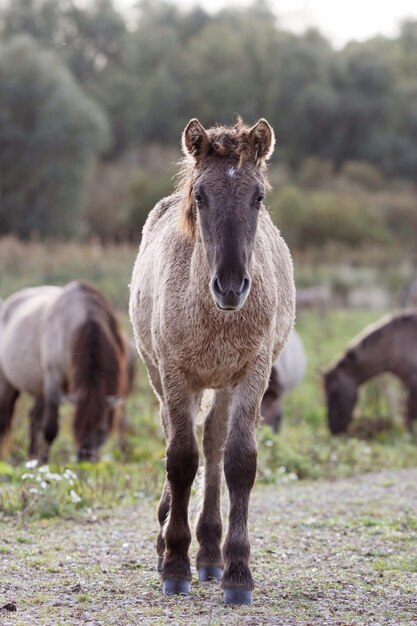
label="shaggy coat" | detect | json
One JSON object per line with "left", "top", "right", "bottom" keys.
{"left": 129, "top": 117, "right": 295, "bottom": 604}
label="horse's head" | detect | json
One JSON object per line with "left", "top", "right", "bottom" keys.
{"left": 180, "top": 117, "right": 275, "bottom": 311}
{"left": 72, "top": 392, "right": 123, "bottom": 462}
{"left": 324, "top": 363, "right": 358, "bottom": 434}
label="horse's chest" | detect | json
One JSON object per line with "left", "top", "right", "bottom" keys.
{"left": 161, "top": 318, "right": 264, "bottom": 388}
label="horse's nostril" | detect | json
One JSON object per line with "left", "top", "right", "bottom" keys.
{"left": 212, "top": 276, "right": 225, "bottom": 296}
{"left": 240, "top": 277, "right": 251, "bottom": 295}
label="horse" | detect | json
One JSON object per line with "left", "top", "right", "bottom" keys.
{"left": 324, "top": 312, "right": 417, "bottom": 434}
{"left": 129, "top": 117, "right": 295, "bottom": 605}
{"left": 261, "top": 328, "right": 307, "bottom": 431}
{"left": 0, "top": 281, "right": 127, "bottom": 462}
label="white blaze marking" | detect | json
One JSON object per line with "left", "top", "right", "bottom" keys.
{"left": 227, "top": 167, "right": 236, "bottom": 178}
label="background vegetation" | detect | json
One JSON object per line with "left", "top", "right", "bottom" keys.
{"left": 0, "top": 0, "right": 416, "bottom": 247}
{"left": 0, "top": 243, "right": 416, "bottom": 519}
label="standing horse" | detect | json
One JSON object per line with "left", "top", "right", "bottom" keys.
{"left": 324, "top": 312, "right": 417, "bottom": 434}
{"left": 0, "top": 281, "right": 126, "bottom": 462}
{"left": 261, "top": 328, "right": 307, "bottom": 431}
{"left": 129, "top": 118, "right": 295, "bottom": 605}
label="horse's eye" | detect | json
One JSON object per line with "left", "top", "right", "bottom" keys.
{"left": 194, "top": 193, "right": 202, "bottom": 204}
{"left": 257, "top": 194, "right": 265, "bottom": 203}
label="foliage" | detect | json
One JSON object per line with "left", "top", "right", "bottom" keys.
{"left": 123, "top": 169, "right": 174, "bottom": 237}
{"left": 269, "top": 185, "right": 389, "bottom": 248}
{"left": 1, "top": 1, "right": 417, "bottom": 180}
{"left": 0, "top": 35, "right": 108, "bottom": 237}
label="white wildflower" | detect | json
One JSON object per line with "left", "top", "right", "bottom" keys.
{"left": 28, "top": 487, "right": 39, "bottom": 494}
{"left": 70, "top": 490, "right": 81, "bottom": 504}
{"left": 21, "top": 473, "right": 34, "bottom": 481}
{"left": 64, "top": 469, "right": 77, "bottom": 481}
{"left": 44, "top": 471, "right": 62, "bottom": 481}
{"left": 25, "top": 459, "right": 38, "bottom": 469}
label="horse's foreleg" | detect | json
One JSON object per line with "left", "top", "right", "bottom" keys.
{"left": 28, "top": 398, "right": 44, "bottom": 458}
{"left": 160, "top": 378, "right": 199, "bottom": 595}
{"left": 222, "top": 361, "right": 270, "bottom": 606}
{"left": 0, "top": 373, "right": 19, "bottom": 456}
{"left": 196, "top": 389, "right": 230, "bottom": 582}
{"left": 406, "top": 382, "right": 417, "bottom": 433}
{"left": 39, "top": 375, "right": 61, "bottom": 463}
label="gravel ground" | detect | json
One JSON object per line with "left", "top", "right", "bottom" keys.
{"left": 1, "top": 468, "right": 417, "bottom": 626}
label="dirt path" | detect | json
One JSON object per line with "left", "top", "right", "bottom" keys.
{"left": 1, "top": 469, "right": 417, "bottom": 626}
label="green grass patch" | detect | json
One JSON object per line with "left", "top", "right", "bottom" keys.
{"left": 1, "top": 261, "right": 416, "bottom": 518}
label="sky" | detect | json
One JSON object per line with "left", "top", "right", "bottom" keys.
{"left": 115, "top": 0, "right": 417, "bottom": 47}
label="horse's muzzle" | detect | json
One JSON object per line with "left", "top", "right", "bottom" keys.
{"left": 210, "top": 274, "right": 251, "bottom": 311}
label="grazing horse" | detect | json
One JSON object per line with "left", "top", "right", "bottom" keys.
{"left": 324, "top": 312, "right": 417, "bottom": 434}
{"left": 0, "top": 282, "right": 126, "bottom": 462}
{"left": 261, "top": 328, "right": 307, "bottom": 431}
{"left": 129, "top": 118, "right": 295, "bottom": 605}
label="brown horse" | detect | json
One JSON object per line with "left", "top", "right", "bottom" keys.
{"left": 0, "top": 282, "right": 127, "bottom": 462}
{"left": 129, "top": 118, "right": 295, "bottom": 605}
{"left": 324, "top": 312, "right": 417, "bottom": 434}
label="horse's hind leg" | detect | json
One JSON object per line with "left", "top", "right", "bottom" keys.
{"left": 156, "top": 404, "right": 171, "bottom": 572}
{"left": 0, "top": 372, "right": 19, "bottom": 457}
{"left": 35, "top": 373, "right": 61, "bottom": 463}
{"left": 196, "top": 389, "right": 230, "bottom": 582}
{"left": 142, "top": 361, "right": 172, "bottom": 573}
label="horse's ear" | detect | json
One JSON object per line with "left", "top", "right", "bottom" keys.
{"left": 182, "top": 118, "right": 209, "bottom": 160}
{"left": 249, "top": 118, "right": 275, "bottom": 163}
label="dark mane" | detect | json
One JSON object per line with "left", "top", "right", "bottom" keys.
{"left": 176, "top": 118, "right": 272, "bottom": 238}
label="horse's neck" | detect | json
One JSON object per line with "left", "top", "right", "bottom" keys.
{"left": 349, "top": 329, "right": 393, "bottom": 384}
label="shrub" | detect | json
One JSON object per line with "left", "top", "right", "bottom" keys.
{"left": 123, "top": 169, "right": 174, "bottom": 237}
{"left": 269, "top": 185, "right": 389, "bottom": 248}
{"left": 298, "top": 157, "right": 334, "bottom": 189}
{"left": 341, "top": 160, "right": 385, "bottom": 191}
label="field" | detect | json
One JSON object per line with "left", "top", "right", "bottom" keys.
{"left": 0, "top": 241, "right": 416, "bottom": 625}
{"left": 1, "top": 240, "right": 416, "bottom": 515}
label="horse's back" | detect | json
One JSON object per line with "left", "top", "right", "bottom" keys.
{"left": 0, "top": 286, "right": 62, "bottom": 395}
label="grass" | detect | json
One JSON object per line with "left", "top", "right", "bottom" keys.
{"left": 0, "top": 240, "right": 416, "bottom": 519}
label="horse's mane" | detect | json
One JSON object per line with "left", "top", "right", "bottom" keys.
{"left": 176, "top": 117, "right": 271, "bottom": 239}
{"left": 69, "top": 282, "right": 126, "bottom": 445}
{"left": 325, "top": 311, "right": 417, "bottom": 376}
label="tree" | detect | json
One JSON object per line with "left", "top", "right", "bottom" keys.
{"left": 0, "top": 35, "right": 108, "bottom": 237}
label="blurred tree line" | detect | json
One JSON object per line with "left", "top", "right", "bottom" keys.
{"left": 0, "top": 0, "right": 416, "bottom": 242}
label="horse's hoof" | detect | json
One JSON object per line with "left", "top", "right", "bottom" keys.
{"left": 162, "top": 579, "right": 191, "bottom": 596}
{"left": 198, "top": 566, "right": 223, "bottom": 582}
{"left": 223, "top": 588, "right": 252, "bottom": 605}
{"left": 157, "top": 557, "right": 163, "bottom": 573}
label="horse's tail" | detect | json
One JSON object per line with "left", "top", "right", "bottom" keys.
{"left": 70, "top": 286, "right": 126, "bottom": 451}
